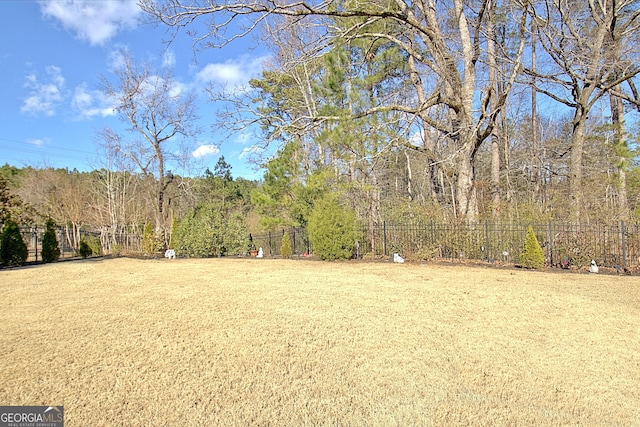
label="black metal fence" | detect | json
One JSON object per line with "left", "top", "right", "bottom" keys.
{"left": 10, "top": 221, "right": 640, "bottom": 269}
{"left": 357, "top": 221, "right": 640, "bottom": 269}
{"left": 249, "top": 227, "right": 310, "bottom": 257}
{"left": 16, "top": 225, "right": 97, "bottom": 262}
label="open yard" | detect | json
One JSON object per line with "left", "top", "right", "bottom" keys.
{"left": 0, "top": 258, "right": 638, "bottom": 426}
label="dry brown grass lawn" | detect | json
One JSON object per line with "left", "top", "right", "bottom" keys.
{"left": 0, "top": 258, "right": 638, "bottom": 426}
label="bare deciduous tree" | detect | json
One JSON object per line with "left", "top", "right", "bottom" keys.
{"left": 99, "top": 50, "right": 199, "bottom": 244}
{"left": 140, "top": 0, "right": 528, "bottom": 223}
{"left": 526, "top": 0, "right": 640, "bottom": 222}
{"left": 91, "top": 139, "right": 144, "bottom": 251}
{"left": 18, "top": 168, "right": 92, "bottom": 251}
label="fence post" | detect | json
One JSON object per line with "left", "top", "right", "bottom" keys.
{"left": 548, "top": 222, "right": 553, "bottom": 267}
{"left": 32, "top": 224, "right": 38, "bottom": 263}
{"left": 383, "top": 221, "right": 387, "bottom": 256}
{"left": 621, "top": 221, "right": 627, "bottom": 270}
{"left": 430, "top": 221, "right": 434, "bottom": 251}
{"left": 484, "top": 220, "right": 489, "bottom": 261}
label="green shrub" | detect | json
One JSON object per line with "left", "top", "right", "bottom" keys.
{"left": 281, "top": 232, "right": 292, "bottom": 258}
{"left": 79, "top": 237, "right": 92, "bottom": 258}
{"left": 170, "top": 218, "right": 179, "bottom": 250}
{"left": 41, "top": 219, "right": 61, "bottom": 263}
{"left": 173, "top": 203, "right": 248, "bottom": 258}
{"left": 308, "top": 194, "right": 357, "bottom": 261}
{"left": 0, "top": 220, "right": 28, "bottom": 266}
{"left": 220, "top": 213, "right": 250, "bottom": 256}
{"left": 410, "top": 245, "right": 439, "bottom": 261}
{"left": 111, "top": 244, "right": 123, "bottom": 257}
{"left": 520, "top": 225, "right": 545, "bottom": 269}
{"left": 86, "top": 235, "right": 102, "bottom": 256}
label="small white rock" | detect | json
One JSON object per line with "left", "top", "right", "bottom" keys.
{"left": 393, "top": 253, "right": 405, "bottom": 264}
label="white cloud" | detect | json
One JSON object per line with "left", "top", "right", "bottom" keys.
{"left": 163, "top": 50, "right": 176, "bottom": 68}
{"left": 139, "top": 75, "right": 163, "bottom": 96}
{"left": 168, "top": 81, "right": 188, "bottom": 98}
{"left": 197, "top": 63, "right": 243, "bottom": 86}
{"left": 21, "top": 66, "right": 66, "bottom": 116}
{"left": 235, "top": 131, "right": 253, "bottom": 145}
{"left": 72, "top": 83, "right": 116, "bottom": 119}
{"left": 106, "top": 46, "right": 129, "bottom": 71}
{"left": 192, "top": 144, "right": 220, "bottom": 158}
{"left": 27, "top": 138, "right": 47, "bottom": 147}
{"left": 195, "top": 55, "right": 270, "bottom": 89}
{"left": 39, "top": 0, "right": 141, "bottom": 46}
{"left": 239, "top": 145, "right": 263, "bottom": 159}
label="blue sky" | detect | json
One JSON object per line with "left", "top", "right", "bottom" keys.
{"left": 0, "top": 0, "right": 269, "bottom": 179}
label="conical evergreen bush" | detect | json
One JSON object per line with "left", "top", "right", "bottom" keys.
{"left": 79, "top": 237, "right": 93, "bottom": 258}
{"left": 141, "top": 222, "right": 157, "bottom": 256}
{"left": 281, "top": 232, "right": 292, "bottom": 258}
{"left": 0, "top": 220, "right": 28, "bottom": 267}
{"left": 520, "top": 225, "right": 545, "bottom": 269}
{"left": 41, "top": 219, "right": 61, "bottom": 263}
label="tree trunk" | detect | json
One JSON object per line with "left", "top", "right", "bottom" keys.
{"left": 531, "top": 19, "right": 540, "bottom": 200}
{"left": 569, "top": 108, "right": 586, "bottom": 223}
{"left": 156, "top": 147, "right": 166, "bottom": 240}
{"left": 610, "top": 88, "right": 629, "bottom": 221}
{"left": 486, "top": 0, "right": 500, "bottom": 219}
{"left": 405, "top": 150, "right": 414, "bottom": 201}
{"left": 456, "top": 137, "right": 478, "bottom": 223}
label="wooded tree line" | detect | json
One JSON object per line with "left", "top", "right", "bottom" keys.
{"left": 0, "top": 160, "right": 257, "bottom": 255}
{"left": 3, "top": 0, "right": 640, "bottom": 258}
{"left": 141, "top": 0, "right": 640, "bottom": 226}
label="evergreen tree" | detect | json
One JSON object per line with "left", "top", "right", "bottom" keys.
{"left": 41, "top": 218, "right": 61, "bottom": 263}
{"left": 0, "top": 219, "right": 28, "bottom": 267}
{"left": 308, "top": 194, "right": 357, "bottom": 260}
{"left": 141, "top": 222, "right": 158, "bottom": 256}
{"left": 0, "top": 175, "right": 15, "bottom": 225}
{"left": 198, "top": 157, "right": 253, "bottom": 213}
{"left": 79, "top": 237, "right": 93, "bottom": 258}
{"left": 213, "top": 155, "right": 233, "bottom": 181}
{"left": 251, "top": 142, "right": 301, "bottom": 229}
{"left": 281, "top": 232, "right": 293, "bottom": 258}
{"left": 520, "top": 226, "right": 545, "bottom": 269}
{"left": 0, "top": 174, "right": 33, "bottom": 226}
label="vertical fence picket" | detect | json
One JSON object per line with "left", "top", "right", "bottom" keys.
{"left": 32, "top": 225, "right": 38, "bottom": 263}
{"left": 383, "top": 221, "right": 387, "bottom": 256}
{"left": 621, "top": 221, "right": 627, "bottom": 270}
{"left": 484, "top": 220, "right": 489, "bottom": 261}
{"left": 548, "top": 222, "right": 554, "bottom": 267}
